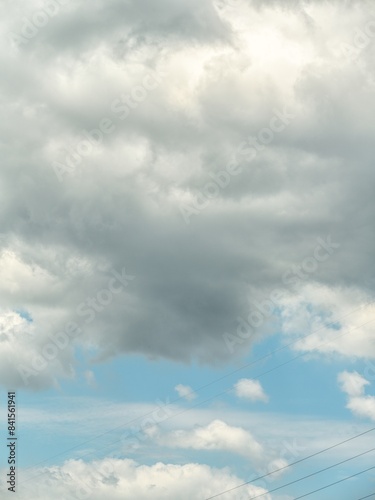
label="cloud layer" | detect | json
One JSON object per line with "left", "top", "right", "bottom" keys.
{"left": 3, "top": 459, "right": 270, "bottom": 500}
{"left": 1, "top": 0, "right": 375, "bottom": 389}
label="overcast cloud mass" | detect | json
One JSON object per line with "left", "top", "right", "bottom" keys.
{"left": 1, "top": 0, "right": 375, "bottom": 499}
{"left": 1, "top": 0, "right": 375, "bottom": 389}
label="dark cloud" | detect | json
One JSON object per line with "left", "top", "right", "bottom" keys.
{"left": 1, "top": 0, "right": 375, "bottom": 388}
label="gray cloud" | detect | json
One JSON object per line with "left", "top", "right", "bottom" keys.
{"left": 1, "top": 0, "right": 375, "bottom": 389}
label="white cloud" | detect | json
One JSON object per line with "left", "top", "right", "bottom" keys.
{"left": 338, "top": 371, "right": 375, "bottom": 421}
{"left": 175, "top": 384, "right": 197, "bottom": 401}
{"left": 347, "top": 396, "right": 375, "bottom": 422}
{"left": 279, "top": 284, "right": 375, "bottom": 360}
{"left": 234, "top": 379, "right": 269, "bottom": 402}
{"left": 12, "top": 459, "right": 270, "bottom": 500}
{"left": 0, "top": 309, "right": 75, "bottom": 390}
{"left": 338, "top": 371, "right": 369, "bottom": 397}
{"left": 10, "top": 397, "right": 373, "bottom": 479}
{"left": 158, "top": 419, "right": 264, "bottom": 463}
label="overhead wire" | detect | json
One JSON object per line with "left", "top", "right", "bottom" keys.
{"left": 293, "top": 465, "right": 375, "bottom": 499}
{"left": 13, "top": 309, "right": 375, "bottom": 490}
{"left": 205, "top": 427, "right": 375, "bottom": 499}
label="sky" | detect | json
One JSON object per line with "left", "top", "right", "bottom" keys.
{"left": 1, "top": 0, "right": 375, "bottom": 498}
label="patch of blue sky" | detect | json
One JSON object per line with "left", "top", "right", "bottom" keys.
{"left": 9, "top": 330, "right": 374, "bottom": 491}
{"left": 14, "top": 309, "right": 33, "bottom": 323}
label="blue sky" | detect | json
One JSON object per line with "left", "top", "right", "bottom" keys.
{"left": 2, "top": 328, "right": 375, "bottom": 499}
{"left": 1, "top": 0, "right": 375, "bottom": 499}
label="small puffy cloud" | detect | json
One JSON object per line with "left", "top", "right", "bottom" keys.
{"left": 11, "top": 458, "right": 270, "bottom": 500}
{"left": 234, "top": 379, "right": 269, "bottom": 403}
{"left": 159, "top": 419, "right": 264, "bottom": 463}
{"left": 347, "top": 396, "right": 375, "bottom": 422}
{"left": 279, "top": 285, "right": 375, "bottom": 360}
{"left": 175, "top": 384, "right": 197, "bottom": 401}
{"left": 338, "top": 371, "right": 375, "bottom": 421}
{"left": 338, "top": 371, "right": 369, "bottom": 398}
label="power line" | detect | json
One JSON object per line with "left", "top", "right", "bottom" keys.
{"left": 205, "top": 426, "right": 375, "bottom": 499}
{"left": 21, "top": 302, "right": 373, "bottom": 474}
{"left": 16, "top": 314, "right": 375, "bottom": 488}
{"left": 244, "top": 447, "right": 375, "bottom": 500}
{"left": 357, "top": 494, "right": 375, "bottom": 500}
{"left": 293, "top": 465, "right": 375, "bottom": 500}
{"left": 17, "top": 315, "right": 375, "bottom": 488}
